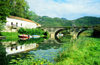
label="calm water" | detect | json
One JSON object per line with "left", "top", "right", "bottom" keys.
{"left": 0, "top": 30, "right": 92, "bottom": 64}
{"left": 0, "top": 36, "right": 64, "bottom": 64}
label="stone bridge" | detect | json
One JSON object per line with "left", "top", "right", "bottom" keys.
{"left": 40, "top": 26, "right": 93, "bottom": 39}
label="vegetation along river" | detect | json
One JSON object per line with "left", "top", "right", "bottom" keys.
{"left": 0, "top": 30, "right": 71, "bottom": 65}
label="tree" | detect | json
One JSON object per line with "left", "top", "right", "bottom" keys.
{"left": 0, "top": 0, "right": 11, "bottom": 32}
{"left": 10, "top": 0, "right": 31, "bottom": 19}
{"left": 0, "top": 22, "right": 5, "bottom": 33}
{"left": 0, "top": 0, "right": 11, "bottom": 23}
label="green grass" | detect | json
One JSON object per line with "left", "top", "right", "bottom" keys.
{"left": 2, "top": 30, "right": 100, "bottom": 65}
{"left": 55, "top": 30, "right": 100, "bottom": 65}
{"left": 0, "top": 32, "right": 21, "bottom": 41}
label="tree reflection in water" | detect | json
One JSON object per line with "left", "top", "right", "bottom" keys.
{"left": 0, "top": 42, "right": 8, "bottom": 65}
{"left": 0, "top": 36, "right": 64, "bottom": 64}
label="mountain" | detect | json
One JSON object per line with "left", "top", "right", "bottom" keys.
{"left": 31, "top": 15, "right": 72, "bottom": 27}
{"left": 61, "top": 18, "right": 67, "bottom": 20}
{"left": 74, "top": 16, "right": 100, "bottom": 26}
{"left": 31, "top": 15, "right": 100, "bottom": 27}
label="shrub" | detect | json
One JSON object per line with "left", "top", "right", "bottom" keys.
{"left": 66, "top": 26, "right": 71, "bottom": 30}
{"left": 18, "top": 28, "right": 48, "bottom": 35}
{"left": 92, "top": 25, "right": 100, "bottom": 38}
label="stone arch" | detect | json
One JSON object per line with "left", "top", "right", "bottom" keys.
{"left": 55, "top": 28, "right": 69, "bottom": 42}
{"left": 77, "top": 29, "right": 87, "bottom": 38}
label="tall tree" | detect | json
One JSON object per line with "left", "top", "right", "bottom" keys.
{"left": 0, "top": 0, "right": 11, "bottom": 23}
{"left": 10, "top": 0, "right": 31, "bottom": 19}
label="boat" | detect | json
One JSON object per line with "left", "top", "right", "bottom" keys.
{"left": 19, "top": 38, "right": 28, "bottom": 40}
{"left": 18, "top": 34, "right": 30, "bottom": 38}
{"left": 18, "top": 34, "right": 32, "bottom": 39}
{"left": 32, "top": 35, "right": 40, "bottom": 38}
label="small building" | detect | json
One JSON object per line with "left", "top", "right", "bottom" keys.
{"left": 3, "top": 16, "right": 41, "bottom": 32}
{"left": 2, "top": 41, "right": 38, "bottom": 56}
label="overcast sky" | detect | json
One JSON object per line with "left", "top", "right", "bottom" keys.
{"left": 25, "top": 0, "right": 100, "bottom": 20}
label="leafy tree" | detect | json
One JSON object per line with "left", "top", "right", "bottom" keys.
{"left": 8, "top": 0, "right": 36, "bottom": 20}
{"left": 92, "top": 25, "right": 100, "bottom": 38}
{"left": 0, "top": 22, "right": 5, "bottom": 32}
{"left": 0, "top": 0, "right": 11, "bottom": 23}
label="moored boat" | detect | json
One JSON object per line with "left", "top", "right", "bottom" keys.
{"left": 18, "top": 35, "right": 29, "bottom": 38}
{"left": 32, "top": 35, "right": 40, "bottom": 38}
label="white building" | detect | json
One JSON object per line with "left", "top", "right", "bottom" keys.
{"left": 3, "top": 16, "right": 41, "bottom": 32}
{"left": 2, "top": 41, "right": 38, "bottom": 56}
{"left": 6, "top": 43, "right": 37, "bottom": 56}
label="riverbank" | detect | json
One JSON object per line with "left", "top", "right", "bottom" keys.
{"left": 55, "top": 30, "right": 100, "bottom": 65}
{"left": 0, "top": 32, "right": 21, "bottom": 41}
{"left": 55, "top": 37, "right": 100, "bottom": 65}
{"left": 1, "top": 30, "right": 100, "bottom": 65}
{"left": 0, "top": 32, "right": 49, "bottom": 41}
{"left": 0, "top": 36, "right": 6, "bottom": 39}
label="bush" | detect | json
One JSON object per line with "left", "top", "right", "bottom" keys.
{"left": 66, "top": 26, "right": 71, "bottom": 30}
{"left": 18, "top": 28, "right": 47, "bottom": 35}
{"left": 92, "top": 25, "right": 100, "bottom": 38}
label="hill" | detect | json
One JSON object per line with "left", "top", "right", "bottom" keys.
{"left": 31, "top": 15, "right": 72, "bottom": 27}
{"left": 74, "top": 16, "right": 100, "bottom": 26}
{"left": 31, "top": 15, "right": 100, "bottom": 27}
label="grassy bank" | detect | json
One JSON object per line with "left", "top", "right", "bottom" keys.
{"left": 55, "top": 30, "right": 100, "bottom": 65}
{"left": 1, "top": 30, "right": 100, "bottom": 65}
{"left": 0, "top": 32, "right": 21, "bottom": 41}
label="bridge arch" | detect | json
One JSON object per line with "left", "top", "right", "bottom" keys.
{"left": 55, "top": 29, "right": 70, "bottom": 42}
{"left": 77, "top": 29, "right": 92, "bottom": 38}
{"left": 77, "top": 30, "right": 86, "bottom": 38}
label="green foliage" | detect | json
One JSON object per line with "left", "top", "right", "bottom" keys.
{"left": 9, "top": 55, "right": 53, "bottom": 65}
{"left": 0, "top": 0, "right": 11, "bottom": 23}
{"left": 30, "top": 15, "right": 100, "bottom": 27}
{"left": 18, "top": 38, "right": 45, "bottom": 45}
{"left": 0, "top": 22, "right": 5, "bottom": 32}
{"left": 0, "top": 32, "right": 21, "bottom": 41}
{"left": 66, "top": 26, "right": 71, "bottom": 30}
{"left": 30, "top": 15, "right": 72, "bottom": 27}
{"left": 75, "top": 16, "right": 100, "bottom": 26}
{"left": 0, "top": 45, "right": 8, "bottom": 65}
{"left": 92, "top": 25, "right": 100, "bottom": 38}
{"left": 9, "top": 0, "right": 36, "bottom": 19}
{"left": 43, "top": 31, "right": 50, "bottom": 37}
{"left": 0, "top": 0, "right": 11, "bottom": 32}
{"left": 18, "top": 27, "right": 45, "bottom": 35}
{"left": 55, "top": 30, "right": 100, "bottom": 65}
{"left": 56, "top": 37, "right": 100, "bottom": 65}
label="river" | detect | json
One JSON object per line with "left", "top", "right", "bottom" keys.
{"left": 0, "top": 34, "right": 71, "bottom": 65}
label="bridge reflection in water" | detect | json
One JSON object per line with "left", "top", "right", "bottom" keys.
{"left": 0, "top": 36, "right": 63, "bottom": 63}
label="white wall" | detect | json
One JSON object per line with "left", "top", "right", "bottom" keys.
{"left": 6, "top": 43, "right": 37, "bottom": 56}
{"left": 6, "top": 17, "right": 37, "bottom": 28}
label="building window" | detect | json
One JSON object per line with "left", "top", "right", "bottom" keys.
{"left": 11, "top": 47, "right": 13, "bottom": 51}
{"left": 11, "top": 22, "right": 13, "bottom": 26}
{"left": 16, "top": 46, "right": 18, "bottom": 50}
{"left": 20, "top": 46, "right": 22, "bottom": 49}
{"left": 21, "top": 23, "right": 22, "bottom": 26}
{"left": 16, "top": 22, "right": 18, "bottom": 27}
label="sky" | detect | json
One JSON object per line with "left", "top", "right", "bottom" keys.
{"left": 25, "top": 0, "right": 100, "bottom": 20}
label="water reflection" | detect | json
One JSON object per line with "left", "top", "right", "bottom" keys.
{"left": 0, "top": 36, "right": 63, "bottom": 64}
{"left": 0, "top": 42, "right": 8, "bottom": 65}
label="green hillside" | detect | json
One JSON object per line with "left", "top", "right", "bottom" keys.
{"left": 32, "top": 15, "right": 100, "bottom": 27}
{"left": 31, "top": 15, "right": 72, "bottom": 27}
{"left": 74, "top": 16, "right": 100, "bottom": 26}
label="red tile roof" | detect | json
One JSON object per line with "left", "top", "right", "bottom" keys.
{"left": 9, "top": 16, "right": 41, "bottom": 25}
